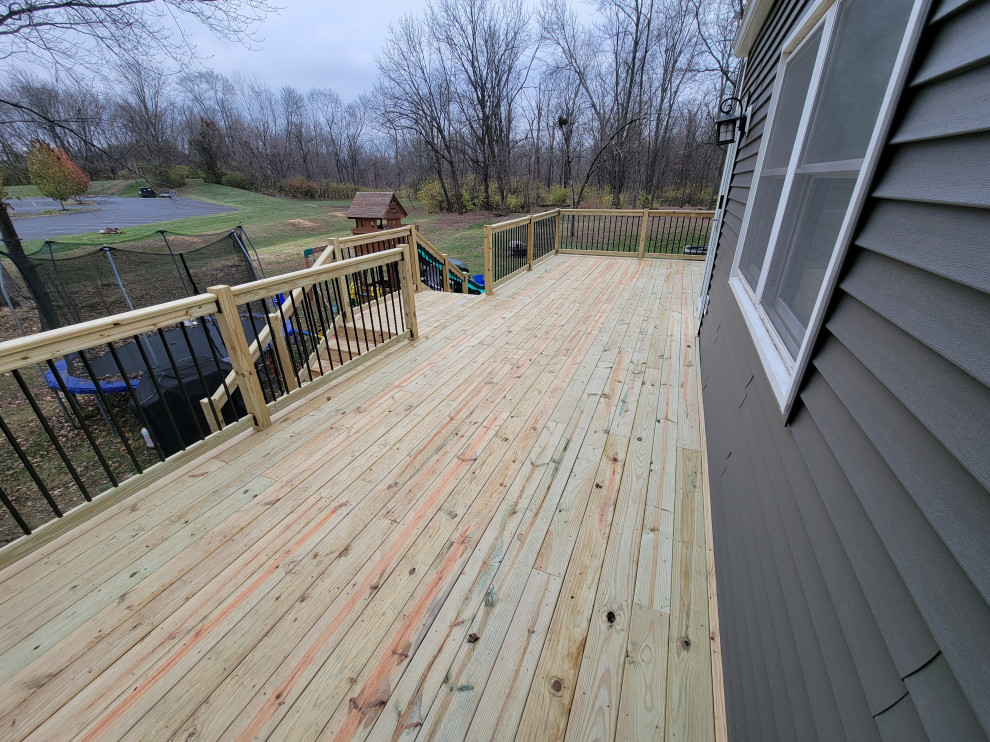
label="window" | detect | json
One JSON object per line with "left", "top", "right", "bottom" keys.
{"left": 730, "top": 0, "right": 922, "bottom": 412}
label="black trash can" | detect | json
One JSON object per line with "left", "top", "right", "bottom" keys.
{"left": 130, "top": 354, "right": 246, "bottom": 457}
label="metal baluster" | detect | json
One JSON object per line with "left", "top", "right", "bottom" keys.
{"left": 12, "top": 369, "right": 91, "bottom": 497}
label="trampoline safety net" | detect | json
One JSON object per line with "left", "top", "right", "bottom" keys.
{"left": 1, "top": 227, "right": 261, "bottom": 330}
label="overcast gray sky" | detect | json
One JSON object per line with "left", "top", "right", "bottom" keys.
{"left": 181, "top": 0, "right": 433, "bottom": 100}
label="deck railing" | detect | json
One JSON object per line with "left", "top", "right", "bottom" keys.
{"left": 482, "top": 208, "right": 714, "bottom": 293}
{"left": 0, "top": 245, "right": 417, "bottom": 553}
{"left": 411, "top": 227, "right": 483, "bottom": 294}
{"left": 482, "top": 210, "right": 559, "bottom": 292}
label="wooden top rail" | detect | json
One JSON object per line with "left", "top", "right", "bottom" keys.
{"left": 229, "top": 248, "right": 405, "bottom": 306}
{"left": 488, "top": 209, "right": 560, "bottom": 234}
{"left": 559, "top": 208, "right": 715, "bottom": 217}
{"left": 337, "top": 225, "right": 413, "bottom": 247}
{"left": 0, "top": 294, "right": 219, "bottom": 374}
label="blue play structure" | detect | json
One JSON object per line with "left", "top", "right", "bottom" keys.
{"left": 45, "top": 359, "right": 132, "bottom": 395}
{"left": 45, "top": 358, "right": 134, "bottom": 431}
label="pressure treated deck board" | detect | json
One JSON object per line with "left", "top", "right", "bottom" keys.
{"left": 0, "top": 256, "right": 720, "bottom": 742}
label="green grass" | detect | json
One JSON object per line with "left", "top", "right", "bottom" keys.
{"left": 13, "top": 179, "right": 506, "bottom": 277}
{"left": 5, "top": 179, "right": 137, "bottom": 199}
{"left": 7, "top": 177, "right": 529, "bottom": 278}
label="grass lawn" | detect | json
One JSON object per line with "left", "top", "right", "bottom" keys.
{"left": 10, "top": 179, "right": 516, "bottom": 278}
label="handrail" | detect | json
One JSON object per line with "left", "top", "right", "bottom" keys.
{"left": 482, "top": 207, "right": 716, "bottom": 293}
{"left": 0, "top": 243, "right": 419, "bottom": 549}
{"left": 203, "top": 245, "right": 413, "bottom": 421}
{"left": 0, "top": 294, "right": 220, "bottom": 375}
{"left": 483, "top": 209, "right": 561, "bottom": 295}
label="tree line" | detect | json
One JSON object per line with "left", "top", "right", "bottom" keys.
{"left": 0, "top": 0, "right": 741, "bottom": 213}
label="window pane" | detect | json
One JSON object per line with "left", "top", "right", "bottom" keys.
{"left": 739, "top": 26, "right": 822, "bottom": 290}
{"left": 739, "top": 174, "right": 784, "bottom": 287}
{"left": 764, "top": 26, "right": 824, "bottom": 171}
{"left": 802, "top": 0, "right": 914, "bottom": 165}
{"left": 761, "top": 174, "right": 856, "bottom": 354}
{"left": 761, "top": 0, "right": 913, "bottom": 356}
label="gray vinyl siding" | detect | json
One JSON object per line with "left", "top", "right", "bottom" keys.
{"left": 699, "top": 0, "right": 990, "bottom": 739}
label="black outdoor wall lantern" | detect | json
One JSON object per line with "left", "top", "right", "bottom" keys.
{"left": 715, "top": 97, "right": 746, "bottom": 146}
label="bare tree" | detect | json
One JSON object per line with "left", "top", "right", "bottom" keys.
{"left": 0, "top": 0, "right": 273, "bottom": 79}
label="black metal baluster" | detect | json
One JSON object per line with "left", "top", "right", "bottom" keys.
{"left": 353, "top": 271, "right": 372, "bottom": 350}
{"left": 106, "top": 342, "right": 166, "bottom": 461}
{"left": 154, "top": 328, "right": 207, "bottom": 441}
{"left": 261, "top": 307, "right": 289, "bottom": 396}
{"left": 310, "top": 281, "right": 336, "bottom": 371}
{"left": 287, "top": 290, "right": 317, "bottom": 381}
{"left": 197, "top": 318, "right": 239, "bottom": 424}
{"left": 44, "top": 359, "right": 119, "bottom": 487}
{"left": 277, "top": 294, "right": 307, "bottom": 383}
{"left": 0, "top": 481, "right": 31, "bottom": 535}
{"left": 74, "top": 351, "right": 143, "bottom": 472}
{"left": 301, "top": 287, "right": 326, "bottom": 376}
{"left": 369, "top": 268, "right": 387, "bottom": 347}
{"left": 132, "top": 335, "right": 187, "bottom": 451}
{"left": 12, "top": 369, "right": 91, "bottom": 498}
{"left": 378, "top": 265, "right": 396, "bottom": 338}
{"left": 326, "top": 280, "right": 347, "bottom": 364}
{"left": 177, "top": 323, "right": 226, "bottom": 428}
{"left": 0, "top": 399, "right": 67, "bottom": 512}
{"left": 247, "top": 299, "right": 283, "bottom": 400}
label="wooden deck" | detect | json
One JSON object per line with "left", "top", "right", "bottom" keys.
{"left": 0, "top": 255, "right": 723, "bottom": 741}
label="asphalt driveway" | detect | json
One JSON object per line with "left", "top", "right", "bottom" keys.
{"left": 5, "top": 196, "right": 237, "bottom": 241}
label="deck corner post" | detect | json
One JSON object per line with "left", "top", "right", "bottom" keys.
{"left": 637, "top": 208, "right": 650, "bottom": 259}
{"left": 527, "top": 215, "right": 535, "bottom": 271}
{"left": 208, "top": 284, "right": 272, "bottom": 430}
{"left": 399, "top": 243, "right": 419, "bottom": 340}
{"left": 554, "top": 209, "right": 562, "bottom": 255}
{"left": 483, "top": 225, "right": 494, "bottom": 296}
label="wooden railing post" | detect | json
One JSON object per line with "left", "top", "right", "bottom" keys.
{"left": 483, "top": 225, "right": 494, "bottom": 295}
{"left": 637, "top": 208, "right": 650, "bottom": 259}
{"left": 526, "top": 215, "right": 535, "bottom": 270}
{"left": 209, "top": 284, "right": 272, "bottom": 430}
{"left": 410, "top": 226, "right": 424, "bottom": 292}
{"left": 399, "top": 244, "right": 419, "bottom": 339}
{"left": 554, "top": 209, "right": 562, "bottom": 254}
{"left": 441, "top": 254, "right": 452, "bottom": 292}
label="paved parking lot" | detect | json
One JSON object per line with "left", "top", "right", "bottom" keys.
{"left": 6, "top": 196, "right": 237, "bottom": 241}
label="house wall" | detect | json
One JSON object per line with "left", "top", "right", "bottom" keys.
{"left": 699, "top": 0, "right": 990, "bottom": 739}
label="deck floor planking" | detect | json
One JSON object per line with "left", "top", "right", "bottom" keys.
{"left": 0, "top": 255, "right": 721, "bottom": 742}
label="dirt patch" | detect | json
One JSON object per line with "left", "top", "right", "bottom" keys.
{"left": 284, "top": 219, "right": 319, "bottom": 228}
{"left": 330, "top": 211, "right": 347, "bottom": 218}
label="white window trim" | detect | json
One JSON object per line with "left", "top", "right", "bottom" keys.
{"left": 728, "top": 0, "right": 929, "bottom": 416}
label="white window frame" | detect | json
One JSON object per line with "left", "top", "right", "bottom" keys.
{"left": 728, "top": 0, "right": 929, "bottom": 416}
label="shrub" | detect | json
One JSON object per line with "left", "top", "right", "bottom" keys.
{"left": 143, "top": 163, "right": 188, "bottom": 189}
{"left": 27, "top": 140, "right": 90, "bottom": 207}
{"left": 317, "top": 181, "right": 359, "bottom": 200}
{"left": 548, "top": 184, "right": 569, "bottom": 207}
{"left": 221, "top": 171, "right": 252, "bottom": 190}
{"left": 279, "top": 176, "right": 319, "bottom": 199}
{"left": 417, "top": 178, "right": 446, "bottom": 213}
{"left": 506, "top": 192, "right": 524, "bottom": 212}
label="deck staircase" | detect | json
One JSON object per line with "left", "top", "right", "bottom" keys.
{"left": 304, "top": 317, "right": 397, "bottom": 379}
